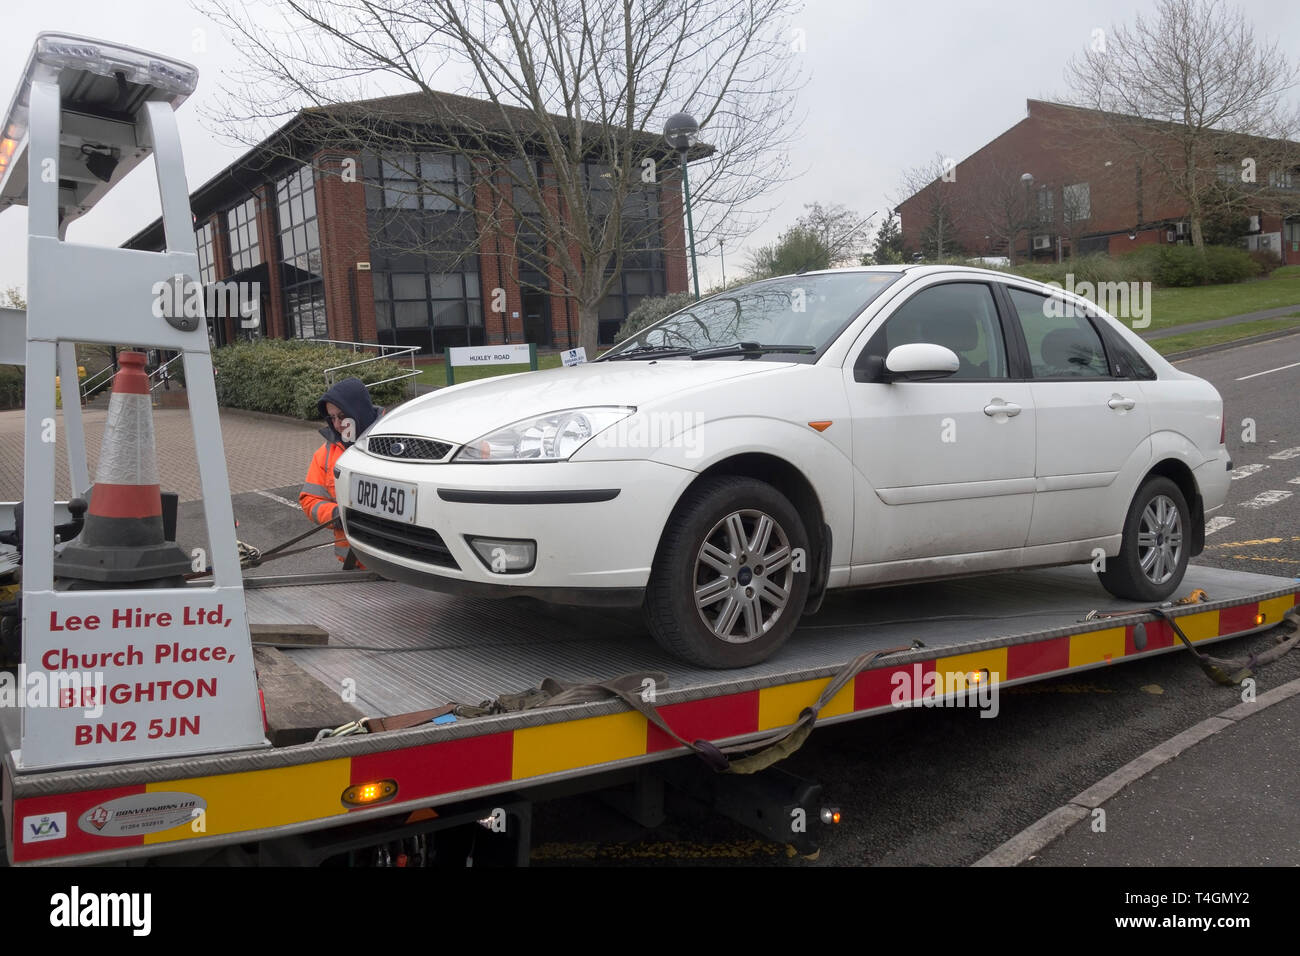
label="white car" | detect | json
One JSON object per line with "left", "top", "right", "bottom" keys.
{"left": 336, "top": 266, "right": 1231, "bottom": 668}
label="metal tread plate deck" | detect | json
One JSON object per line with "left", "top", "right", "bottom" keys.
{"left": 4, "top": 564, "right": 1297, "bottom": 864}
{"left": 259, "top": 564, "right": 1296, "bottom": 715}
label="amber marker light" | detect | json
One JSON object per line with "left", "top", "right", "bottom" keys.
{"left": 342, "top": 779, "right": 398, "bottom": 808}
{"left": 819, "top": 807, "right": 842, "bottom": 825}
{"left": 808, "top": 421, "right": 832, "bottom": 432}
{"left": 1256, "top": 612, "right": 1266, "bottom": 626}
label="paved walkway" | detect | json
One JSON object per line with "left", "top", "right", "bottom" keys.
{"left": 1141, "top": 304, "right": 1300, "bottom": 340}
{"left": 0, "top": 406, "right": 323, "bottom": 502}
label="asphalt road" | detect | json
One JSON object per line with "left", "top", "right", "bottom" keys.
{"left": 1176, "top": 334, "right": 1300, "bottom": 579}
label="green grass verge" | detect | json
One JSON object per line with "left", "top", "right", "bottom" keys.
{"left": 1150, "top": 316, "right": 1300, "bottom": 355}
{"left": 1270, "top": 265, "right": 1300, "bottom": 279}
{"left": 1148, "top": 276, "right": 1300, "bottom": 330}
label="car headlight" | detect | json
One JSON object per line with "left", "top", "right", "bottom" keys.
{"left": 455, "top": 407, "right": 635, "bottom": 462}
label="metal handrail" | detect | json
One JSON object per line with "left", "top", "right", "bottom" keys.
{"left": 149, "top": 353, "right": 184, "bottom": 391}
{"left": 310, "top": 338, "right": 420, "bottom": 397}
{"left": 79, "top": 364, "right": 116, "bottom": 402}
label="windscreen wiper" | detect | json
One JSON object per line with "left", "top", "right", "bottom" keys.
{"left": 602, "top": 344, "right": 696, "bottom": 361}
{"left": 688, "top": 342, "right": 816, "bottom": 360}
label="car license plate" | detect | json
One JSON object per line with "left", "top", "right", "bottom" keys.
{"left": 351, "top": 474, "right": 418, "bottom": 524}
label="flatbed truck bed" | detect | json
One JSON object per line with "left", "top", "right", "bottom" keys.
{"left": 5, "top": 562, "right": 1296, "bottom": 865}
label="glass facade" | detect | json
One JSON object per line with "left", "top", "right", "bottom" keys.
{"left": 195, "top": 222, "right": 215, "bottom": 285}
{"left": 589, "top": 162, "right": 665, "bottom": 343}
{"left": 226, "top": 196, "right": 261, "bottom": 272}
{"left": 364, "top": 151, "right": 483, "bottom": 354}
{"left": 276, "top": 165, "right": 326, "bottom": 339}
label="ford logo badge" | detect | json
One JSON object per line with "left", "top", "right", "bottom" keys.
{"left": 391, "top": 441, "right": 406, "bottom": 456}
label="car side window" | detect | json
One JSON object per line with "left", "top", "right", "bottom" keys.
{"left": 862, "top": 282, "right": 1008, "bottom": 380}
{"left": 1005, "top": 287, "right": 1111, "bottom": 379}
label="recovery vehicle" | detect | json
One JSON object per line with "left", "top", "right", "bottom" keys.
{"left": 1, "top": 33, "right": 1297, "bottom": 866}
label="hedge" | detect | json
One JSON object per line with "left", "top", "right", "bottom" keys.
{"left": 1007, "top": 245, "right": 1261, "bottom": 288}
{"left": 0, "top": 364, "right": 22, "bottom": 410}
{"left": 212, "top": 339, "right": 412, "bottom": 420}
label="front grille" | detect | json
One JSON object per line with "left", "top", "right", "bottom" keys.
{"left": 344, "top": 510, "right": 459, "bottom": 569}
{"left": 367, "top": 435, "right": 453, "bottom": 462}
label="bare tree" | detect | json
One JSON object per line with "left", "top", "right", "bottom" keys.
{"left": 1065, "top": 0, "right": 1300, "bottom": 249}
{"left": 895, "top": 155, "right": 964, "bottom": 260}
{"left": 202, "top": 0, "right": 805, "bottom": 354}
{"left": 1060, "top": 181, "right": 1094, "bottom": 257}
{"left": 967, "top": 163, "right": 1035, "bottom": 264}
{"left": 795, "top": 202, "right": 875, "bottom": 266}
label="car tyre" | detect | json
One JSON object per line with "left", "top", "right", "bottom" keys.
{"left": 1097, "top": 476, "right": 1191, "bottom": 602}
{"left": 644, "top": 476, "right": 810, "bottom": 668}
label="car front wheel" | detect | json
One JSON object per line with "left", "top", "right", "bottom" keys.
{"left": 1097, "top": 475, "right": 1191, "bottom": 603}
{"left": 645, "top": 476, "right": 810, "bottom": 668}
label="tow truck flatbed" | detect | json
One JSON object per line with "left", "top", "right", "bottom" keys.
{"left": 5, "top": 563, "right": 1295, "bottom": 864}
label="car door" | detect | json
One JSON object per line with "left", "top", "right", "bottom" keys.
{"left": 999, "top": 284, "right": 1153, "bottom": 548}
{"left": 844, "top": 277, "right": 1036, "bottom": 580}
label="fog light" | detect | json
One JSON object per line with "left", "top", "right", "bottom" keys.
{"left": 468, "top": 537, "right": 536, "bottom": 574}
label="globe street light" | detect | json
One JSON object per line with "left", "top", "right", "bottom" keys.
{"left": 664, "top": 112, "right": 701, "bottom": 299}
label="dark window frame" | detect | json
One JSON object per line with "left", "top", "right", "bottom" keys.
{"left": 225, "top": 195, "right": 262, "bottom": 273}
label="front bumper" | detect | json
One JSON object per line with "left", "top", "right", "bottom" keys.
{"left": 335, "top": 454, "right": 696, "bottom": 601}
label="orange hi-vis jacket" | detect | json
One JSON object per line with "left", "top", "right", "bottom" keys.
{"left": 300, "top": 440, "right": 352, "bottom": 563}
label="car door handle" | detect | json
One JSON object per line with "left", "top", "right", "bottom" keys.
{"left": 1107, "top": 396, "right": 1136, "bottom": 410}
{"left": 984, "top": 401, "right": 1022, "bottom": 417}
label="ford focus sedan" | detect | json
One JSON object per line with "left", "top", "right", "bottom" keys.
{"left": 335, "top": 266, "right": 1231, "bottom": 668}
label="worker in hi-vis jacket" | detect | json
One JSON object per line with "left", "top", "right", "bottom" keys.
{"left": 300, "top": 377, "right": 382, "bottom": 567}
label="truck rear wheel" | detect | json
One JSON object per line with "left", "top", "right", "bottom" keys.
{"left": 645, "top": 476, "right": 810, "bottom": 668}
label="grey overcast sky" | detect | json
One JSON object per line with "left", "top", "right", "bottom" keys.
{"left": 1, "top": 0, "right": 1298, "bottom": 294}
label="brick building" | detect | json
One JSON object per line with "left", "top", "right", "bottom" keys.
{"left": 124, "top": 92, "right": 691, "bottom": 352}
{"left": 897, "top": 99, "right": 1300, "bottom": 266}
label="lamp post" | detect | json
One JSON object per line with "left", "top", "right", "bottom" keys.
{"left": 664, "top": 112, "right": 701, "bottom": 299}
{"left": 1021, "top": 172, "right": 1034, "bottom": 263}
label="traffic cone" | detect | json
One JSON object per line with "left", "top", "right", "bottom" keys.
{"left": 55, "top": 351, "right": 191, "bottom": 588}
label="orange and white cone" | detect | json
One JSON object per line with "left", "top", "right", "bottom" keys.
{"left": 55, "top": 352, "right": 190, "bottom": 587}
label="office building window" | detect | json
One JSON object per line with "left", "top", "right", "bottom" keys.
{"left": 1063, "top": 182, "right": 1091, "bottom": 222}
{"left": 226, "top": 196, "right": 261, "bottom": 272}
{"left": 372, "top": 271, "right": 483, "bottom": 354}
{"left": 276, "top": 165, "right": 325, "bottom": 338}
{"left": 363, "top": 152, "right": 473, "bottom": 211}
{"left": 195, "top": 222, "right": 215, "bottom": 285}
{"left": 587, "top": 162, "right": 666, "bottom": 343}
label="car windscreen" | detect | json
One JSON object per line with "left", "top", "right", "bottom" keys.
{"left": 602, "top": 272, "right": 901, "bottom": 359}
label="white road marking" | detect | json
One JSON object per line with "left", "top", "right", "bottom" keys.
{"left": 1268, "top": 447, "right": 1300, "bottom": 460}
{"left": 1239, "top": 490, "right": 1294, "bottom": 510}
{"left": 1237, "top": 361, "right": 1300, "bottom": 381}
{"left": 253, "top": 489, "right": 301, "bottom": 510}
{"left": 1229, "top": 464, "right": 1268, "bottom": 480}
{"left": 1204, "top": 516, "right": 1236, "bottom": 535}
{"left": 1289, "top": 477, "right": 1300, "bottom": 485}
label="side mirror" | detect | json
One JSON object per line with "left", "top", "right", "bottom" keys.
{"left": 883, "top": 343, "right": 960, "bottom": 382}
